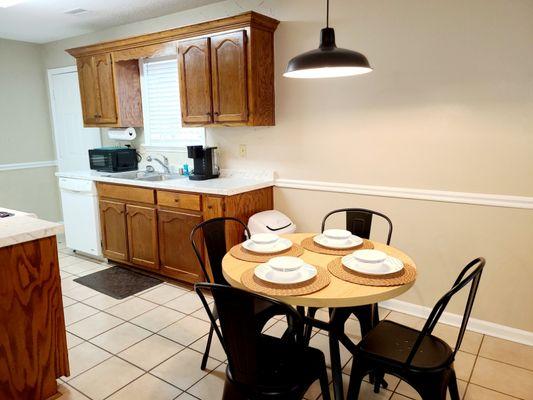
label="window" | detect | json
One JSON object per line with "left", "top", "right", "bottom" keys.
{"left": 140, "top": 57, "right": 205, "bottom": 148}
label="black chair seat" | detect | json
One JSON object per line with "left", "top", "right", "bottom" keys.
{"left": 358, "top": 320, "right": 453, "bottom": 370}
{"left": 227, "top": 334, "right": 327, "bottom": 395}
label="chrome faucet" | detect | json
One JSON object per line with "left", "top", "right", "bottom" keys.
{"left": 146, "top": 155, "right": 170, "bottom": 174}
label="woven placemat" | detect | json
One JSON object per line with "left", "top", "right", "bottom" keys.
{"left": 229, "top": 243, "right": 304, "bottom": 263}
{"left": 301, "top": 235, "right": 374, "bottom": 256}
{"left": 327, "top": 257, "right": 416, "bottom": 287}
{"left": 241, "top": 266, "right": 330, "bottom": 296}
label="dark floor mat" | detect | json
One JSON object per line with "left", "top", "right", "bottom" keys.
{"left": 74, "top": 266, "right": 163, "bottom": 299}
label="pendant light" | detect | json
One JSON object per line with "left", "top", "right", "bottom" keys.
{"left": 283, "top": 0, "right": 372, "bottom": 79}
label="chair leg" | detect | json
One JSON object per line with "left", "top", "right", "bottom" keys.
{"left": 448, "top": 369, "right": 460, "bottom": 400}
{"left": 346, "top": 362, "right": 366, "bottom": 400}
{"left": 319, "top": 363, "right": 332, "bottom": 400}
{"left": 201, "top": 325, "right": 214, "bottom": 370}
{"left": 304, "top": 307, "right": 318, "bottom": 344}
{"left": 329, "top": 332, "right": 344, "bottom": 400}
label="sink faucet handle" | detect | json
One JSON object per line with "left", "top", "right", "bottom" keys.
{"left": 160, "top": 155, "right": 169, "bottom": 165}
{"left": 146, "top": 155, "right": 153, "bottom": 162}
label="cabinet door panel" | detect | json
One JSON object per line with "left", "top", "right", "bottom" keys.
{"left": 178, "top": 38, "right": 213, "bottom": 124}
{"left": 76, "top": 56, "right": 99, "bottom": 125}
{"left": 126, "top": 204, "right": 159, "bottom": 270}
{"left": 158, "top": 209, "right": 204, "bottom": 283}
{"left": 211, "top": 30, "right": 248, "bottom": 123}
{"left": 94, "top": 53, "right": 118, "bottom": 123}
{"left": 99, "top": 200, "right": 128, "bottom": 261}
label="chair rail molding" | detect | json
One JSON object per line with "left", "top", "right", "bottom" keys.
{"left": 381, "top": 298, "right": 533, "bottom": 346}
{"left": 0, "top": 160, "right": 58, "bottom": 172}
{"left": 275, "top": 178, "right": 533, "bottom": 210}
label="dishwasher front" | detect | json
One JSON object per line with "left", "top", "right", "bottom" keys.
{"left": 58, "top": 177, "right": 102, "bottom": 257}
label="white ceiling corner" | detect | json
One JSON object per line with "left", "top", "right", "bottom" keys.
{"left": 0, "top": 0, "right": 224, "bottom": 43}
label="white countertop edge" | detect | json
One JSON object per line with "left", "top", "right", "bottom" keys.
{"left": 0, "top": 215, "right": 64, "bottom": 249}
{"left": 55, "top": 170, "right": 275, "bottom": 196}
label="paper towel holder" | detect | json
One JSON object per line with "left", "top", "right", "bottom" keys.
{"left": 108, "top": 127, "right": 137, "bottom": 141}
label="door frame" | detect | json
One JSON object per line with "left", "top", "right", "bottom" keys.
{"left": 47, "top": 65, "right": 101, "bottom": 172}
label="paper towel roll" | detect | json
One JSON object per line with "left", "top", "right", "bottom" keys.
{"left": 108, "top": 127, "right": 137, "bottom": 141}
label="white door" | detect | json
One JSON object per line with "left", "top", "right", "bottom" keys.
{"left": 48, "top": 67, "right": 101, "bottom": 172}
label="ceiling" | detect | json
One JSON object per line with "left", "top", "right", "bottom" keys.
{"left": 0, "top": 0, "right": 224, "bottom": 44}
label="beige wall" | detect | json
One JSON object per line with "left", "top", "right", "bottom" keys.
{"left": 0, "top": 38, "right": 61, "bottom": 221}
{"left": 39, "top": 0, "right": 533, "bottom": 330}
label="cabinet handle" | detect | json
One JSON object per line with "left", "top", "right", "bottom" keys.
{"left": 206, "top": 112, "right": 212, "bottom": 117}
{"left": 214, "top": 112, "right": 219, "bottom": 116}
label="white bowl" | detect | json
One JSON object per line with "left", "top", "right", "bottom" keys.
{"left": 323, "top": 229, "right": 352, "bottom": 241}
{"left": 250, "top": 233, "right": 279, "bottom": 245}
{"left": 353, "top": 249, "right": 387, "bottom": 264}
{"left": 268, "top": 256, "right": 305, "bottom": 272}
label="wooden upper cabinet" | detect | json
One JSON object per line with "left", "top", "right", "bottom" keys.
{"left": 99, "top": 199, "right": 128, "bottom": 261}
{"left": 76, "top": 56, "right": 99, "bottom": 125}
{"left": 178, "top": 38, "right": 213, "bottom": 124}
{"left": 126, "top": 204, "right": 159, "bottom": 270}
{"left": 177, "top": 26, "right": 275, "bottom": 127}
{"left": 68, "top": 12, "right": 279, "bottom": 128}
{"left": 75, "top": 53, "right": 142, "bottom": 127}
{"left": 211, "top": 31, "right": 248, "bottom": 123}
{"left": 93, "top": 53, "right": 118, "bottom": 123}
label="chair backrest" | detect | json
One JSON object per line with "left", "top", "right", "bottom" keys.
{"left": 405, "top": 257, "right": 486, "bottom": 366}
{"left": 195, "top": 283, "right": 304, "bottom": 387}
{"left": 321, "top": 208, "right": 393, "bottom": 245}
{"left": 190, "top": 217, "right": 250, "bottom": 285}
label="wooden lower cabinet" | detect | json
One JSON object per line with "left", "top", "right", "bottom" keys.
{"left": 158, "top": 209, "right": 204, "bottom": 283}
{"left": 126, "top": 204, "right": 159, "bottom": 270}
{"left": 97, "top": 183, "right": 273, "bottom": 284}
{"left": 99, "top": 199, "right": 128, "bottom": 261}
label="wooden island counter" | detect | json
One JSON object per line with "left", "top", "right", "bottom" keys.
{"left": 0, "top": 208, "right": 69, "bottom": 400}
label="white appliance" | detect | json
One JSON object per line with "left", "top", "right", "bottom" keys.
{"left": 248, "top": 210, "right": 296, "bottom": 235}
{"left": 58, "top": 177, "right": 102, "bottom": 256}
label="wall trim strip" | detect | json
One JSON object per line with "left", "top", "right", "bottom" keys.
{"left": 275, "top": 178, "right": 533, "bottom": 209}
{"left": 0, "top": 160, "right": 58, "bottom": 172}
{"left": 381, "top": 299, "right": 533, "bottom": 346}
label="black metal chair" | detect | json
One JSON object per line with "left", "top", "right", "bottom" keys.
{"left": 305, "top": 208, "right": 394, "bottom": 399}
{"left": 195, "top": 283, "right": 331, "bottom": 400}
{"left": 190, "top": 217, "right": 285, "bottom": 370}
{"left": 347, "top": 257, "right": 485, "bottom": 400}
{"left": 190, "top": 217, "right": 249, "bottom": 370}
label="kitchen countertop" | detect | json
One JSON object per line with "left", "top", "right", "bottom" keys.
{"left": 0, "top": 207, "right": 63, "bottom": 248}
{"left": 55, "top": 169, "right": 275, "bottom": 196}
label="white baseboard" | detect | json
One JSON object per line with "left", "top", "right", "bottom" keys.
{"left": 381, "top": 299, "right": 533, "bottom": 346}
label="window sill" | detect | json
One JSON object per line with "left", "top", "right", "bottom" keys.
{"left": 140, "top": 145, "right": 188, "bottom": 153}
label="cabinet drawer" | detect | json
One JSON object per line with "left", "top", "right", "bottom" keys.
{"left": 157, "top": 191, "right": 201, "bottom": 211}
{"left": 98, "top": 183, "right": 155, "bottom": 204}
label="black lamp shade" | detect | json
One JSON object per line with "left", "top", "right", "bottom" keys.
{"left": 284, "top": 28, "right": 372, "bottom": 78}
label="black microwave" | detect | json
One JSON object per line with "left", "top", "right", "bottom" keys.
{"left": 88, "top": 147, "right": 138, "bottom": 172}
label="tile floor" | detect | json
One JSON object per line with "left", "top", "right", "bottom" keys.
{"left": 55, "top": 237, "right": 533, "bottom": 400}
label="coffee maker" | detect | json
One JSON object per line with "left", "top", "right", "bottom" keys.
{"left": 187, "top": 146, "right": 220, "bottom": 181}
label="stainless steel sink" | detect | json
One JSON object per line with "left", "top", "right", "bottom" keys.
{"left": 135, "top": 173, "right": 182, "bottom": 181}
{"left": 101, "top": 171, "right": 183, "bottom": 181}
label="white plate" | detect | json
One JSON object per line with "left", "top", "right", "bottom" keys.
{"left": 242, "top": 237, "right": 293, "bottom": 254}
{"left": 342, "top": 255, "right": 404, "bottom": 275}
{"left": 268, "top": 256, "right": 305, "bottom": 272}
{"left": 254, "top": 263, "right": 317, "bottom": 285}
{"left": 313, "top": 234, "right": 363, "bottom": 249}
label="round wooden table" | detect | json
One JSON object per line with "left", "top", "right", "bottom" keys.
{"left": 222, "top": 233, "right": 416, "bottom": 308}
{"left": 222, "top": 233, "right": 417, "bottom": 400}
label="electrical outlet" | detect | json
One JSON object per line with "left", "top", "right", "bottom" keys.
{"left": 239, "top": 144, "right": 247, "bottom": 158}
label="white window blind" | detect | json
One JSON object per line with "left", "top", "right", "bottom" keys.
{"left": 140, "top": 57, "right": 204, "bottom": 147}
